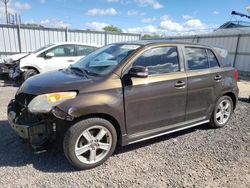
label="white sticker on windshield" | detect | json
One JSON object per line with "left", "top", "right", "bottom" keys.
{"left": 120, "top": 45, "right": 140, "bottom": 50}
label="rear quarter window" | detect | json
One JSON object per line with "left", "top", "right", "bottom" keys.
{"left": 213, "top": 47, "right": 231, "bottom": 67}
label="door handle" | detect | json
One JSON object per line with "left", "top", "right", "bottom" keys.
{"left": 67, "top": 59, "right": 75, "bottom": 62}
{"left": 175, "top": 80, "right": 186, "bottom": 88}
{"left": 214, "top": 75, "right": 222, "bottom": 81}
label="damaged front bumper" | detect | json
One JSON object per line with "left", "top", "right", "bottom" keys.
{"left": 0, "top": 61, "right": 22, "bottom": 79}
{"left": 8, "top": 66, "right": 22, "bottom": 79}
{"left": 7, "top": 88, "right": 76, "bottom": 149}
{"left": 8, "top": 99, "right": 57, "bottom": 147}
{"left": 0, "top": 63, "right": 10, "bottom": 74}
{"left": 7, "top": 98, "right": 74, "bottom": 149}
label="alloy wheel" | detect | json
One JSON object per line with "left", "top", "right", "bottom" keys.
{"left": 74, "top": 125, "right": 112, "bottom": 164}
{"left": 215, "top": 99, "right": 232, "bottom": 125}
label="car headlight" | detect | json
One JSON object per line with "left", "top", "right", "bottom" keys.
{"left": 28, "top": 92, "right": 77, "bottom": 113}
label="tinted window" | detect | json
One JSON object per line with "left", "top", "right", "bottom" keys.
{"left": 185, "top": 47, "right": 209, "bottom": 70}
{"left": 47, "top": 45, "right": 75, "bottom": 57}
{"left": 76, "top": 45, "right": 98, "bottom": 56}
{"left": 133, "top": 46, "right": 179, "bottom": 75}
{"left": 213, "top": 47, "right": 231, "bottom": 67}
{"left": 207, "top": 49, "right": 220, "bottom": 68}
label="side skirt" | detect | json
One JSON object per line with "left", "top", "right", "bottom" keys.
{"left": 122, "top": 119, "right": 209, "bottom": 146}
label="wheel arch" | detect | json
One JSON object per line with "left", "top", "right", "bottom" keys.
{"left": 73, "top": 113, "right": 123, "bottom": 145}
{"left": 223, "top": 92, "right": 237, "bottom": 110}
{"left": 21, "top": 66, "right": 40, "bottom": 73}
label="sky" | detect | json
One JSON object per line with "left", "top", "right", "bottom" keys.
{"left": 0, "top": 0, "right": 250, "bottom": 35}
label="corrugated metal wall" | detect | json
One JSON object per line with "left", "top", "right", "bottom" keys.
{"left": 1, "top": 24, "right": 249, "bottom": 75}
{"left": 0, "top": 25, "right": 20, "bottom": 54}
{"left": 0, "top": 24, "right": 141, "bottom": 57}
{"left": 166, "top": 33, "right": 250, "bottom": 75}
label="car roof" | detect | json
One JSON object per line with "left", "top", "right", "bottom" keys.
{"left": 53, "top": 42, "right": 102, "bottom": 47}
{"left": 115, "top": 40, "right": 214, "bottom": 48}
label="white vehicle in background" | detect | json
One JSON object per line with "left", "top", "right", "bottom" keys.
{"left": 0, "top": 42, "right": 100, "bottom": 81}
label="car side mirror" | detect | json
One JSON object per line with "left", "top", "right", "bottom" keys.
{"left": 45, "top": 52, "right": 54, "bottom": 58}
{"left": 128, "top": 66, "right": 149, "bottom": 78}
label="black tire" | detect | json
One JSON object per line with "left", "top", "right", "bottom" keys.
{"left": 209, "top": 96, "right": 233, "bottom": 128}
{"left": 22, "top": 69, "right": 38, "bottom": 81}
{"left": 63, "top": 118, "right": 117, "bottom": 170}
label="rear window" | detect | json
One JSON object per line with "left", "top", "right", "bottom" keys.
{"left": 185, "top": 47, "right": 209, "bottom": 70}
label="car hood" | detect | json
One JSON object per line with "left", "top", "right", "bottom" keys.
{"left": 17, "top": 69, "right": 98, "bottom": 95}
{"left": 3, "top": 53, "right": 30, "bottom": 64}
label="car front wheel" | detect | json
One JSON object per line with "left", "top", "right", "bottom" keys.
{"left": 209, "top": 96, "right": 233, "bottom": 128}
{"left": 63, "top": 118, "right": 117, "bottom": 170}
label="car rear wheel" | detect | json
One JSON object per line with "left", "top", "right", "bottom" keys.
{"left": 63, "top": 118, "right": 117, "bottom": 170}
{"left": 209, "top": 96, "right": 233, "bottom": 128}
{"left": 22, "top": 69, "right": 38, "bottom": 81}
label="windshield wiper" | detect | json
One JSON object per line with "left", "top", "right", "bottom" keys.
{"left": 69, "top": 65, "right": 88, "bottom": 78}
{"left": 85, "top": 70, "right": 100, "bottom": 76}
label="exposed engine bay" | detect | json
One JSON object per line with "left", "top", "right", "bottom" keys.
{"left": 0, "top": 53, "right": 29, "bottom": 80}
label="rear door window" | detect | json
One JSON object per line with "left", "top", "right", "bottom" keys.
{"left": 207, "top": 49, "right": 220, "bottom": 68}
{"left": 185, "top": 47, "right": 209, "bottom": 70}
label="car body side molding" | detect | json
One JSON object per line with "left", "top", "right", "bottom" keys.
{"left": 127, "top": 119, "right": 209, "bottom": 145}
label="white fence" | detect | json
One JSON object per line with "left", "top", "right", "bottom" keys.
{"left": 0, "top": 24, "right": 141, "bottom": 57}
{"left": 1, "top": 24, "right": 249, "bottom": 76}
{"left": 165, "top": 33, "right": 250, "bottom": 76}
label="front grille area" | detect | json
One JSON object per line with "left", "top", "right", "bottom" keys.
{"left": 14, "top": 93, "right": 53, "bottom": 125}
{"left": 15, "top": 93, "right": 36, "bottom": 109}
{"left": 8, "top": 92, "right": 58, "bottom": 146}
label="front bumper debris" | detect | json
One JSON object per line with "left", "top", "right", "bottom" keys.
{"left": 8, "top": 66, "right": 22, "bottom": 79}
{"left": 0, "top": 63, "right": 10, "bottom": 74}
{"left": 8, "top": 110, "right": 29, "bottom": 138}
{"left": 7, "top": 99, "right": 56, "bottom": 147}
{"left": 0, "top": 61, "right": 22, "bottom": 79}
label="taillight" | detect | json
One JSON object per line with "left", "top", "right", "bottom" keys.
{"left": 233, "top": 68, "right": 239, "bottom": 81}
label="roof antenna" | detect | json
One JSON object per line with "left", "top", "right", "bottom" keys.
{"left": 231, "top": 11, "right": 250, "bottom": 19}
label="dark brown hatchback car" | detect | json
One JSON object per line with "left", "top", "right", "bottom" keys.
{"left": 8, "top": 40, "right": 239, "bottom": 169}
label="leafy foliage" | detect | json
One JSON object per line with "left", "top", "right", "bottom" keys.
{"left": 103, "top": 25, "right": 122, "bottom": 33}
{"left": 142, "top": 34, "right": 161, "bottom": 39}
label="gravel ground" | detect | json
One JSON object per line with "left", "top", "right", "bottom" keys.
{"left": 0, "top": 81, "right": 249, "bottom": 188}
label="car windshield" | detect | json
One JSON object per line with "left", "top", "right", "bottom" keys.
{"left": 71, "top": 44, "right": 141, "bottom": 76}
{"left": 33, "top": 43, "right": 55, "bottom": 53}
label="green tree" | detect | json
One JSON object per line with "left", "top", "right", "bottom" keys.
{"left": 21, "top": 23, "right": 44, "bottom": 28}
{"left": 142, "top": 34, "right": 161, "bottom": 39}
{"left": 103, "top": 25, "right": 122, "bottom": 33}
